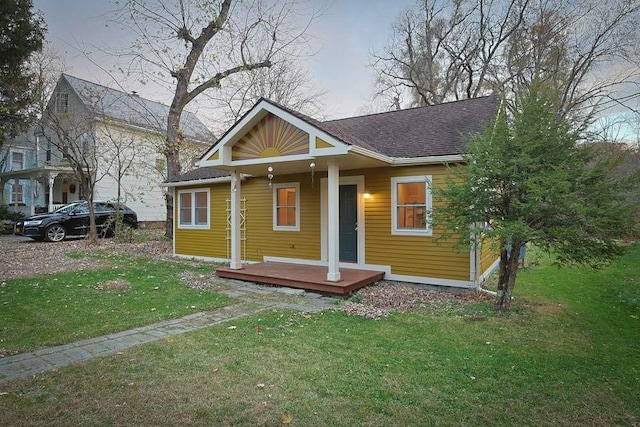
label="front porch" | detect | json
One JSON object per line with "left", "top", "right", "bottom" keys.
{"left": 216, "top": 262, "right": 385, "bottom": 295}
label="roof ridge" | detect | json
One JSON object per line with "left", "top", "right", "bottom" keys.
{"left": 323, "top": 95, "right": 497, "bottom": 124}
{"left": 63, "top": 73, "right": 168, "bottom": 110}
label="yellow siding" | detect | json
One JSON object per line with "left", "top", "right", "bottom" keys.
{"left": 242, "top": 173, "right": 321, "bottom": 261}
{"left": 480, "top": 236, "right": 500, "bottom": 274}
{"left": 175, "top": 165, "right": 470, "bottom": 282}
{"left": 174, "top": 185, "right": 228, "bottom": 259}
{"left": 174, "top": 173, "right": 321, "bottom": 262}
{"left": 315, "top": 138, "right": 333, "bottom": 149}
{"left": 343, "top": 166, "right": 470, "bottom": 281}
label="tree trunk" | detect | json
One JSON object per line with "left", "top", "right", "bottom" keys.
{"left": 86, "top": 175, "right": 99, "bottom": 245}
{"left": 164, "top": 104, "right": 183, "bottom": 238}
{"left": 495, "top": 241, "right": 522, "bottom": 311}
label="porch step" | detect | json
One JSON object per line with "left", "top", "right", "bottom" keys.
{"left": 216, "top": 262, "right": 385, "bottom": 295}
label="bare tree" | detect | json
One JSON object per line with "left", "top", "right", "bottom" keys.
{"left": 372, "top": 0, "right": 529, "bottom": 106}
{"left": 29, "top": 43, "right": 67, "bottom": 119}
{"left": 205, "top": 58, "right": 326, "bottom": 133}
{"left": 111, "top": 0, "right": 318, "bottom": 237}
{"left": 372, "top": 0, "right": 640, "bottom": 128}
{"left": 39, "top": 96, "right": 106, "bottom": 244}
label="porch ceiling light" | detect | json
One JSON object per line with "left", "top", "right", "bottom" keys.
{"left": 310, "top": 162, "right": 315, "bottom": 188}
{"left": 267, "top": 166, "right": 274, "bottom": 190}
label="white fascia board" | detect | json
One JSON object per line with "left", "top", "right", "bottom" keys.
{"left": 348, "top": 145, "right": 393, "bottom": 163}
{"left": 229, "top": 153, "right": 314, "bottom": 167}
{"left": 391, "top": 155, "right": 465, "bottom": 165}
{"left": 164, "top": 176, "right": 232, "bottom": 187}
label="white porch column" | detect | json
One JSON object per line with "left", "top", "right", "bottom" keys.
{"left": 47, "top": 173, "right": 56, "bottom": 212}
{"left": 327, "top": 160, "right": 341, "bottom": 282}
{"left": 29, "top": 177, "right": 35, "bottom": 216}
{"left": 229, "top": 170, "right": 242, "bottom": 270}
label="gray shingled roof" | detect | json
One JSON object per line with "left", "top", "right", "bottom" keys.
{"left": 63, "top": 74, "right": 214, "bottom": 143}
{"left": 171, "top": 96, "right": 497, "bottom": 183}
{"left": 170, "top": 167, "right": 230, "bottom": 182}
{"left": 322, "top": 96, "right": 498, "bottom": 157}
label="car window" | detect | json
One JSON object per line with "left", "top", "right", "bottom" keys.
{"left": 55, "top": 204, "right": 78, "bottom": 214}
{"left": 94, "top": 202, "right": 111, "bottom": 213}
{"left": 72, "top": 204, "right": 90, "bottom": 214}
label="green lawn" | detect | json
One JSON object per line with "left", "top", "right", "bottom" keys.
{"left": 1, "top": 246, "right": 638, "bottom": 425}
{"left": 0, "top": 252, "right": 230, "bottom": 354}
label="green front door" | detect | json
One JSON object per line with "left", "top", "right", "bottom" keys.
{"left": 339, "top": 184, "right": 358, "bottom": 263}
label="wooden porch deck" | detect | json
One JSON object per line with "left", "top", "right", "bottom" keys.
{"left": 216, "top": 262, "right": 385, "bottom": 295}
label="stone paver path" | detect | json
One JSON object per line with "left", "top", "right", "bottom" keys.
{"left": 0, "top": 280, "right": 338, "bottom": 385}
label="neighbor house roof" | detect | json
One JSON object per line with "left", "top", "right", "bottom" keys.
{"left": 61, "top": 74, "right": 214, "bottom": 143}
{"left": 169, "top": 95, "right": 498, "bottom": 183}
{"left": 169, "top": 167, "right": 231, "bottom": 183}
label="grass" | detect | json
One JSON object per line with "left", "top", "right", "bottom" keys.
{"left": 0, "top": 251, "right": 230, "bottom": 354}
{"left": 1, "top": 246, "right": 639, "bottom": 425}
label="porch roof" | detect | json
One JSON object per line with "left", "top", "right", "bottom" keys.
{"left": 168, "top": 95, "right": 498, "bottom": 184}
{"left": 0, "top": 164, "right": 74, "bottom": 181}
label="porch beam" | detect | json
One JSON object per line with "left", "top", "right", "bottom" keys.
{"left": 327, "top": 160, "right": 341, "bottom": 282}
{"left": 229, "top": 169, "right": 242, "bottom": 269}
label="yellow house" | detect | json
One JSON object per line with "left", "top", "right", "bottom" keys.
{"left": 167, "top": 97, "right": 500, "bottom": 294}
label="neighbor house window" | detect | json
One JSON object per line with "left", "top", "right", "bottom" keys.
{"left": 11, "top": 181, "right": 24, "bottom": 205}
{"left": 55, "top": 93, "right": 69, "bottom": 113}
{"left": 391, "top": 176, "right": 432, "bottom": 235}
{"left": 11, "top": 152, "right": 24, "bottom": 171}
{"left": 178, "top": 189, "right": 210, "bottom": 228}
{"left": 273, "top": 183, "right": 299, "bottom": 231}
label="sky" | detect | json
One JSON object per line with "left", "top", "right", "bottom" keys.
{"left": 32, "top": 0, "right": 414, "bottom": 130}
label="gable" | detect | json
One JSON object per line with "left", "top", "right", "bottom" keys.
{"left": 231, "top": 113, "right": 309, "bottom": 160}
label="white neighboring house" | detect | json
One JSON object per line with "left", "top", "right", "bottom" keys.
{"left": 0, "top": 74, "right": 214, "bottom": 223}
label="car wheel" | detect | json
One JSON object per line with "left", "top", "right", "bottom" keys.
{"left": 44, "top": 224, "right": 66, "bottom": 242}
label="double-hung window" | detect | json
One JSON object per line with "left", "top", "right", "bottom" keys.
{"left": 273, "top": 183, "right": 299, "bottom": 231}
{"left": 178, "top": 189, "right": 210, "bottom": 228}
{"left": 11, "top": 152, "right": 24, "bottom": 171}
{"left": 11, "top": 181, "right": 24, "bottom": 205}
{"left": 55, "top": 93, "right": 69, "bottom": 113}
{"left": 391, "top": 175, "right": 432, "bottom": 235}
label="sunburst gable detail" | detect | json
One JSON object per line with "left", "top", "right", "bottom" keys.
{"left": 232, "top": 113, "right": 309, "bottom": 160}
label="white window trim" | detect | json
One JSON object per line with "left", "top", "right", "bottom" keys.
{"left": 391, "top": 175, "right": 432, "bottom": 236}
{"left": 273, "top": 182, "right": 300, "bottom": 231}
{"left": 11, "top": 151, "right": 24, "bottom": 171}
{"left": 11, "top": 180, "right": 24, "bottom": 204}
{"left": 177, "top": 188, "right": 210, "bottom": 229}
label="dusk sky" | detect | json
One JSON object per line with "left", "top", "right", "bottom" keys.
{"left": 31, "top": 0, "right": 414, "bottom": 128}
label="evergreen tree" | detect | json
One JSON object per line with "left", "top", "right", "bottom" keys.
{"left": 0, "top": 0, "right": 45, "bottom": 146}
{"left": 436, "top": 80, "right": 635, "bottom": 311}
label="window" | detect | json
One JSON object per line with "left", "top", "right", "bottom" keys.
{"left": 55, "top": 93, "right": 69, "bottom": 113}
{"left": 178, "top": 189, "right": 209, "bottom": 228}
{"left": 273, "top": 183, "right": 299, "bottom": 231}
{"left": 391, "top": 176, "right": 432, "bottom": 235}
{"left": 11, "top": 152, "right": 24, "bottom": 171}
{"left": 11, "top": 181, "right": 24, "bottom": 205}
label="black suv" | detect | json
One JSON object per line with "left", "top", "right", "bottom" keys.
{"left": 14, "top": 201, "right": 138, "bottom": 242}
